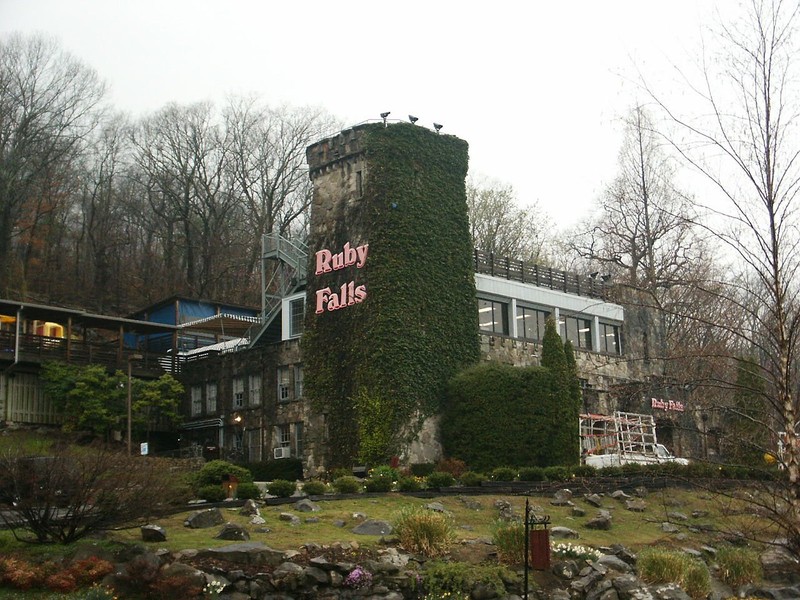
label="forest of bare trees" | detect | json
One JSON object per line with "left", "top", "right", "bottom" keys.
{"left": 0, "top": 33, "right": 339, "bottom": 314}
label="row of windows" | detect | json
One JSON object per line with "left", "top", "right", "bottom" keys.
{"left": 478, "top": 298, "right": 621, "bottom": 355}
{"left": 190, "top": 366, "right": 304, "bottom": 416}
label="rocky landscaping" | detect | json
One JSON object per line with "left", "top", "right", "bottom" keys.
{"left": 68, "top": 487, "right": 800, "bottom": 599}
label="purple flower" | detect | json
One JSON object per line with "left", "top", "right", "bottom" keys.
{"left": 344, "top": 565, "right": 373, "bottom": 589}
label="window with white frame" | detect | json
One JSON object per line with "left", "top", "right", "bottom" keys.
{"left": 277, "top": 423, "right": 291, "bottom": 447}
{"left": 516, "top": 305, "right": 550, "bottom": 341}
{"left": 290, "top": 298, "right": 305, "bottom": 338}
{"left": 233, "top": 377, "right": 245, "bottom": 409}
{"left": 206, "top": 382, "right": 217, "bottom": 413}
{"left": 599, "top": 322, "right": 622, "bottom": 355}
{"left": 277, "top": 367, "right": 291, "bottom": 403}
{"left": 191, "top": 386, "right": 202, "bottom": 416}
{"left": 294, "top": 365, "right": 304, "bottom": 400}
{"left": 478, "top": 297, "right": 509, "bottom": 335}
{"left": 249, "top": 374, "right": 261, "bottom": 406}
{"left": 562, "top": 315, "right": 593, "bottom": 350}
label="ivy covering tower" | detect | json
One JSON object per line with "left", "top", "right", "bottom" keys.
{"left": 303, "top": 123, "right": 480, "bottom": 467}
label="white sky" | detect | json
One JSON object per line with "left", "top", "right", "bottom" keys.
{"left": 1, "top": 0, "right": 729, "bottom": 230}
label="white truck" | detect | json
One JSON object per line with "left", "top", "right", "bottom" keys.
{"left": 579, "top": 412, "right": 689, "bottom": 468}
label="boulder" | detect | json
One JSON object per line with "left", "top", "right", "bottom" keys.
{"left": 584, "top": 493, "right": 604, "bottom": 508}
{"left": 352, "top": 519, "right": 393, "bottom": 535}
{"left": 625, "top": 499, "right": 647, "bottom": 512}
{"left": 294, "top": 498, "right": 321, "bottom": 512}
{"left": 552, "top": 489, "right": 574, "bottom": 506}
{"left": 195, "top": 542, "right": 286, "bottom": 566}
{"left": 761, "top": 545, "right": 800, "bottom": 583}
{"left": 215, "top": 522, "right": 250, "bottom": 541}
{"left": 184, "top": 508, "right": 224, "bottom": 529}
{"left": 140, "top": 524, "right": 167, "bottom": 542}
{"left": 426, "top": 501, "right": 447, "bottom": 513}
{"left": 597, "top": 554, "right": 634, "bottom": 574}
{"left": 611, "top": 490, "right": 631, "bottom": 500}
{"left": 661, "top": 522, "right": 680, "bottom": 534}
{"left": 551, "top": 526, "right": 580, "bottom": 539}
{"left": 279, "top": 512, "right": 301, "bottom": 525}
{"left": 586, "top": 511, "right": 612, "bottom": 530}
{"left": 572, "top": 506, "right": 587, "bottom": 517}
{"left": 239, "top": 499, "right": 260, "bottom": 516}
{"left": 160, "top": 562, "right": 207, "bottom": 589}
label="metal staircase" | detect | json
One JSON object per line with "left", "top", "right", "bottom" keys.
{"left": 247, "top": 233, "right": 308, "bottom": 347}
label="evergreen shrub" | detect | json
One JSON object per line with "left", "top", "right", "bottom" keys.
{"left": 543, "top": 466, "right": 570, "bottom": 482}
{"left": 236, "top": 482, "right": 261, "bottom": 500}
{"left": 194, "top": 460, "right": 253, "bottom": 487}
{"left": 266, "top": 479, "right": 296, "bottom": 498}
{"left": 570, "top": 465, "right": 596, "bottom": 478}
{"left": 490, "top": 467, "right": 517, "bottom": 481}
{"left": 398, "top": 476, "right": 423, "bottom": 492}
{"left": 459, "top": 471, "right": 485, "bottom": 486}
{"left": 518, "top": 466, "right": 546, "bottom": 481}
{"left": 302, "top": 480, "right": 328, "bottom": 495}
{"left": 426, "top": 471, "right": 456, "bottom": 488}
{"left": 332, "top": 476, "right": 363, "bottom": 494}
{"left": 197, "top": 484, "right": 226, "bottom": 503}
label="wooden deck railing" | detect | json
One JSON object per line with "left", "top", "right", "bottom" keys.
{"left": 473, "top": 250, "right": 609, "bottom": 300}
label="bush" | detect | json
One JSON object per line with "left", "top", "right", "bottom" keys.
{"left": 621, "top": 463, "right": 646, "bottom": 477}
{"left": 570, "top": 464, "right": 596, "bottom": 478}
{"left": 236, "top": 482, "right": 261, "bottom": 500}
{"left": 194, "top": 460, "right": 253, "bottom": 487}
{"left": 490, "top": 466, "right": 517, "bottom": 481}
{"left": 518, "top": 466, "right": 545, "bottom": 481}
{"left": 331, "top": 467, "right": 353, "bottom": 480}
{"left": 302, "top": 480, "right": 328, "bottom": 495}
{"left": 266, "top": 479, "right": 296, "bottom": 498}
{"left": 398, "top": 476, "right": 423, "bottom": 491}
{"left": 410, "top": 463, "right": 436, "bottom": 477}
{"left": 197, "top": 484, "right": 226, "bottom": 503}
{"left": 491, "top": 519, "right": 525, "bottom": 565}
{"left": 394, "top": 505, "right": 454, "bottom": 557}
{"left": 422, "top": 561, "right": 513, "bottom": 597}
{"left": 364, "top": 475, "right": 394, "bottom": 492}
{"left": 459, "top": 471, "right": 485, "bottom": 486}
{"left": 638, "top": 549, "right": 711, "bottom": 599}
{"left": 436, "top": 457, "right": 467, "bottom": 478}
{"left": 600, "top": 466, "right": 623, "bottom": 477}
{"left": 426, "top": 471, "right": 455, "bottom": 488}
{"left": 716, "top": 547, "right": 762, "bottom": 587}
{"left": 332, "top": 475, "right": 363, "bottom": 494}
{"left": 246, "top": 458, "right": 304, "bottom": 482}
{"left": 543, "top": 466, "right": 570, "bottom": 482}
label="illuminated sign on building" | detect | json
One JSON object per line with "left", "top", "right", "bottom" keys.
{"left": 314, "top": 242, "right": 368, "bottom": 314}
{"left": 651, "top": 398, "right": 685, "bottom": 412}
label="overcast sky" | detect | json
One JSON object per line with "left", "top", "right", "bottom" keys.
{"left": 1, "top": 0, "right": 729, "bottom": 230}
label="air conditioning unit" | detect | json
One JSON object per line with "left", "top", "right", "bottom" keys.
{"left": 274, "top": 447, "right": 291, "bottom": 459}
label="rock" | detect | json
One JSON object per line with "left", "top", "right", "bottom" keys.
{"left": 585, "top": 493, "right": 604, "bottom": 507}
{"left": 352, "top": 512, "right": 367, "bottom": 520}
{"left": 426, "top": 501, "right": 447, "bottom": 512}
{"left": 597, "top": 555, "right": 633, "bottom": 573}
{"left": 553, "top": 559, "right": 581, "bottom": 580}
{"left": 294, "top": 498, "right": 320, "bottom": 512}
{"left": 215, "top": 523, "right": 250, "bottom": 541}
{"left": 160, "top": 562, "right": 207, "bottom": 588}
{"left": 195, "top": 542, "right": 286, "bottom": 566}
{"left": 352, "top": 519, "right": 393, "bottom": 535}
{"left": 661, "top": 522, "right": 680, "bottom": 534}
{"left": 668, "top": 511, "right": 689, "bottom": 522}
{"left": 273, "top": 561, "right": 304, "bottom": 578}
{"left": 303, "top": 565, "right": 329, "bottom": 584}
{"left": 651, "top": 583, "right": 692, "bottom": 599}
{"left": 333, "top": 519, "right": 346, "bottom": 527}
{"left": 608, "top": 544, "right": 637, "bottom": 565}
{"left": 586, "top": 510, "right": 613, "bottom": 530}
{"left": 681, "top": 548, "right": 702, "bottom": 559}
{"left": 140, "top": 524, "right": 167, "bottom": 542}
{"left": 761, "top": 545, "right": 800, "bottom": 583}
{"left": 611, "top": 490, "right": 631, "bottom": 500}
{"left": 250, "top": 515, "right": 266, "bottom": 525}
{"left": 552, "top": 489, "right": 574, "bottom": 506}
{"left": 279, "top": 512, "right": 301, "bottom": 525}
{"left": 184, "top": 508, "right": 224, "bottom": 529}
{"left": 239, "top": 499, "right": 260, "bottom": 516}
{"left": 571, "top": 569, "right": 604, "bottom": 594}
{"left": 625, "top": 499, "right": 647, "bottom": 512}
{"left": 305, "top": 517, "right": 320, "bottom": 523}
{"left": 633, "top": 486, "right": 648, "bottom": 497}
{"left": 691, "top": 510, "right": 709, "bottom": 519}
{"left": 572, "top": 506, "right": 587, "bottom": 517}
{"left": 551, "top": 526, "right": 580, "bottom": 539}
{"left": 458, "top": 496, "right": 482, "bottom": 510}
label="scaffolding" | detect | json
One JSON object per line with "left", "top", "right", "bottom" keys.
{"left": 579, "top": 411, "right": 659, "bottom": 457}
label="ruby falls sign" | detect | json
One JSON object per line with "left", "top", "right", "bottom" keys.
{"left": 314, "top": 242, "right": 368, "bottom": 314}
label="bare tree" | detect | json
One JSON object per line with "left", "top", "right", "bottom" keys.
{"left": 0, "top": 33, "right": 106, "bottom": 295}
{"left": 644, "top": 0, "right": 800, "bottom": 550}
{"left": 467, "top": 175, "right": 552, "bottom": 263}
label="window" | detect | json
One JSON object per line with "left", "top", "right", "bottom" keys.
{"left": 277, "top": 367, "right": 291, "bottom": 403}
{"left": 191, "top": 386, "right": 202, "bottom": 416}
{"left": 562, "top": 315, "right": 593, "bottom": 350}
{"left": 206, "top": 383, "right": 217, "bottom": 413}
{"left": 356, "top": 170, "right": 363, "bottom": 197}
{"left": 249, "top": 374, "right": 261, "bottom": 406}
{"left": 516, "top": 306, "right": 550, "bottom": 341}
{"left": 290, "top": 298, "right": 304, "bottom": 338}
{"left": 277, "top": 423, "right": 291, "bottom": 447}
{"left": 294, "top": 365, "right": 304, "bottom": 399}
{"left": 294, "top": 422, "right": 304, "bottom": 457}
{"left": 599, "top": 322, "right": 621, "bottom": 355}
{"left": 478, "top": 298, "right": 509, "bottom": 335}
{"left": 233, "top": 377, "right": 244, "bottom": 409}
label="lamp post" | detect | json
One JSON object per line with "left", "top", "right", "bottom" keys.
{"left": 127, "top": 354, "right": 143, "bottom": 455}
